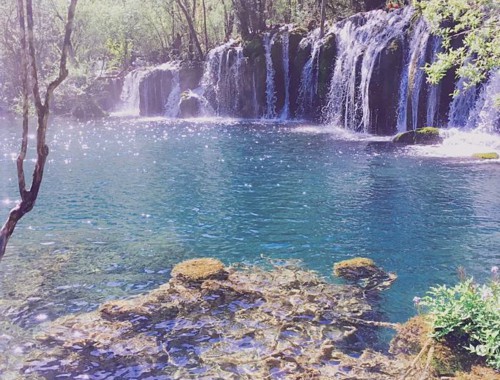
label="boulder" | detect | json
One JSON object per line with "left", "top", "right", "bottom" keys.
{"left": 178, "top": 91, "right": 203, "bottom": 118}
{"left": 392, "top": 127, "right": 443, "bottom": 145}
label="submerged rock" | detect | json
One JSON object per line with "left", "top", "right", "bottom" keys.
{"left": 392, "top": 127, "right": 443, "bottom": 145}
{"left": 25, "top": 261, "right": 381, "bottom": 379}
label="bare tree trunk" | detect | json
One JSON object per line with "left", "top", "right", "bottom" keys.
{"left": 0, "top": 0, "right": 78, "bottom": 261}
{"left": 175, "top": 0, "right": 203, "bottom": 60}
{"left": 202, "top": 0, "right": 208, "bottom": 52}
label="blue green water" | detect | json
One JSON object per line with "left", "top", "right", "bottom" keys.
{"left": 0, "top": 116, "right": 499, "bottom": 329}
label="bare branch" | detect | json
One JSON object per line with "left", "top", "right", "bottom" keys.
{"left": 16, "top": 0, "right": 29, "bottom": 201}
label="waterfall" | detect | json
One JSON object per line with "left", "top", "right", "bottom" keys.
{"left": 201, "top": 40, "right": 234, "bottom": 115}
{"left": 396, "top": 17, "right": 431, "bottom": 132}
{"left": 280, "top": 27, "right": 291, "bottom": 120}
{"left": 201, "top": 40, "right": 246, "bottom": 116}
{"left": 297, "top": 29, "right": 321, "bottom": 118}
{"left": 165, "top": 65, "right": 181, "bottom": 117}
{"left": 120, "top": 69, "right": 148, "bottom": 115}
{"left": 465, "top": 70, "right": 500, "bottom": 132}
{"left": 425, "top": 36, "right": 442, "bottom": 127}
{"left": 264, "top": 32, "right": 277, "bottom": 119}
{"left": 324, "top": 8, "right": 413, "bottom": 132}
{"left": 448, "top": 75, "right": 478, "bottom": 128}
{"left": 252, "top": 72, "right": 259, "bottom": 116}
{"left": 234, "top": 47, "right": 244, "bottom": 114}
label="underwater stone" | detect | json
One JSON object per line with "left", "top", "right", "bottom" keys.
{"left": 171, "top": 258, "right": 227, "bottom": 282}
{"left": 392, "top": 127, "right": 443, "bottom": 145}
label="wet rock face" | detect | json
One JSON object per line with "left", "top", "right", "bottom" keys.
{"left": 139, "top": 68, "right": 173, "bottom": 116}
{"left": 392, "top": 127, "right": 443, "bottom": 145}
{"left": 368, "top": 37, "right": 404, "bottom": 135}
{"left": 317, "top": 33, "right": 337, "bottom": 119}
{"left": 179, "top": 62, "right": 204, "bottom": 92}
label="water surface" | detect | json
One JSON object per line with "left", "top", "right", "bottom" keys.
{"left": 1, "top": 116, "right": 499, "bottom": 331}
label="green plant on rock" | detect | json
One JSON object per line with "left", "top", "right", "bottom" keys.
{"left": 416, "top": 0, "right": 500, "bottom": 92}
{"left": 420, "top": 269, "right": 500, "bottom": 370}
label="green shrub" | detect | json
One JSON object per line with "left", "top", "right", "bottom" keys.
{"left": 419, "top": 268, "right": 500, "bottom": 370}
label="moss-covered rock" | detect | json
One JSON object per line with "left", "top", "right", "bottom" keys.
{"left": 333, "top": 257, "right": 397, "bottom": 291}
{"left": 334, "top": 257, "right": 377, "bottom": 279}
{"left": 390, "top": 315, "right": 432, "bottom": 356}
{"left": 171, "top": 258, "right": 227, "bottom": 282}
{"left": 392, "top": 127, "right": 443, "bottom": 145}
{"left": 390, "top": 315, "right": 486, "bottom": 377}
{"left": 472, "top": 152, "right": 499, "bottom": 160}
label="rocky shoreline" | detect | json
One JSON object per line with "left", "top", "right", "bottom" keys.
{"left": 13, "top": 258, "right": 496, "bottom": 379}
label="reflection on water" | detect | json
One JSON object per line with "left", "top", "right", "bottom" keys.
{"left": 0, "top": 116, "right": 499, "bottom": 375}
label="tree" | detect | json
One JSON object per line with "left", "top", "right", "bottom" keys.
{"left": 0, "top": 0, "right": 78, "bottom": 261}
{"left": 418, "top": 0, "right": 500, "bottom": 90}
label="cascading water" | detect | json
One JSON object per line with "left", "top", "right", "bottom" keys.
{"left": 465, "top": 70, "right": 500, "bottom": 132}
{"left": 425, "top": 36, "right": 442, "bottom": 127}
{"left": 201, "top": 40, "right": 235, "bottom": 115}
{"left": 234, "top": 47, "right": 244, "bottom": 114}
{"left": 448, "top": 76, "right": 478, "bottom": 128}
{"left": 201, "top": 40, "right": 247, "bottom": 116}
{"left": 264, "top": 32, "right": 277, "bottom": 119}
{"left": 120, "top": 69, "right": 148, "bottom": 115}
{"left": 396, "top": 17, "right": 431, "bottom": 132}
{"left": 325, "top": 8, "right": 413, "bottom": 132}
{"left": 280, "top": 27, "right": 291, "bottom": 120}
{"left": 297, "top": 29, "right": 321, "bottom": 118}
{"left": 165, "top": 65, "right": 181, "bottom": 118}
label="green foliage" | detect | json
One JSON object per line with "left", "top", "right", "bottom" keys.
{"left": 420, "top": 275, "right": 500, "bottom": 370}
{"left": 417, "top": 0, "right": 500, "bottom": 89}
